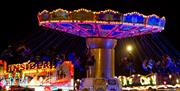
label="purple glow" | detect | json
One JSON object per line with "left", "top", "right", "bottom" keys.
{"left": 40, "top": 21, "right": 163, "bottom": 39}
{"left": 38, "top": 9, "right": 165, "bottom": 39}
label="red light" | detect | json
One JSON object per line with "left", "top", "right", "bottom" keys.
{"left": 0, "top": 60, "right": 3, "bottom": 64}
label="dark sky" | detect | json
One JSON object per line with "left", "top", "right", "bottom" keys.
{"left": 1, "top": 0, "right": 179, "bottom": 52}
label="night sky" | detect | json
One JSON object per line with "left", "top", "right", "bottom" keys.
{"left": 0, "top": 0, "right": 179, "bottom": 57}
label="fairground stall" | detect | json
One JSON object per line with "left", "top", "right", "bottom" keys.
{"left": 118, "top": 74, "right": 180, "bottom": 91}
{"left": 0, "top": 60, "right": 74, "bottom": 91}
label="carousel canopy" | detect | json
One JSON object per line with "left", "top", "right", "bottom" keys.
{"left": 38, "top": 8, "right": 165, "bottom": 39}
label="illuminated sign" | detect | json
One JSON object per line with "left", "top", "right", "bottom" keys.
{"left": 118, "top": 74, "right": 156, "bottom": 86}
{"left": 8, "top": 61, "right": 54, "bottom": 73}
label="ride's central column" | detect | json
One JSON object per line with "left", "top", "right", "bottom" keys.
{"left": 86, "top": 38, "right": 117, "bottom": 78}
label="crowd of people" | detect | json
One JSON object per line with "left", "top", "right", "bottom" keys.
{"left": 120, "top": 54, "right": 180, "bottom": 76}
{"left": 142, "top": 55, "right": 180, "bottom": 74}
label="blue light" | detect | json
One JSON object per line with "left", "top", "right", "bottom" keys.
{"left": 123, "top": 13, "right": 145, "bottom": 24}
{"left": 159, "top": 18, "right": 166, "bottom": 27}
{"left": 101, "top": 25, "right": 115, "bottom": 30}
{"left": 138, "top": 27, "right": 148, "bottom": 32}
{"left": 87, "top": 30, "right": 96, "bottom": 35}
{"left": 121, "top": 25, "right": 135, "bottom": 31}
{"left": 147, "top": 16, "right": 160, "bottom": 26}
{"left": 61, "top": 23, "right": 73, "bottom": 27}
{"left": 123, "top": 15, "right": 132, "bottom": 23}
{"left": 111, "top": 32, "right": 121, "bottom": 36}
{"left": 135, "top": 15, "right": 145, "bottom": 24}
{"left": 78, "top": 24, "right": 93, "bottom": 29}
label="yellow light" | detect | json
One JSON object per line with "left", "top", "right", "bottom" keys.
{"left": 127, "top": 45, "right": 132, "bottom": 52}
{"left": 176, "top": 79, "right": 179, "bottom": 83}
{"left": 169, "top": 74, "right": 172, "bottom": 79}
{"left": 77, "top": 79, "right": 80, "bottom": 82}
{"left": 132, "top": 75, "right": 135, "bottom": 77}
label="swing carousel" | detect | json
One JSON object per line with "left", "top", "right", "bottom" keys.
{"left": 38, "top": 8, "right": 165, "bottom": 91}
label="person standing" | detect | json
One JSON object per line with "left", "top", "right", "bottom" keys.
{"left": 86, "top": 55, "right": 95, "bottom": 78}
